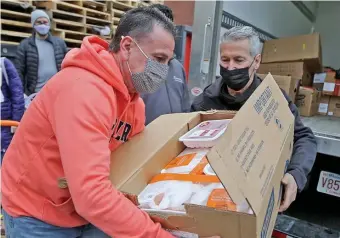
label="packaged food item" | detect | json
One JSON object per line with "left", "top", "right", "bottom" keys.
{"left": 203, "top": 164, "right": 216, "bottom": 176}
{"left": 161, "top": 148, "right": 210, "bottom": 175}
{"left": 138, "top": 173, "right": 252, "bottom": 214}
{"left": 179, "top": 120, "right": 232, "bottom": 148}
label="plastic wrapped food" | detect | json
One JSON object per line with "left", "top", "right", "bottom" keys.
{"left": 161, "top": 148, "right": 210, "bottom": 175}
{"left": 179, "top": 120, "right": 232, "bottom": 148}
{"left": 138, "top": 173, "right": 252, "bottom": 214}
{"left": 203, "top": 164, "right": 216, "bottom": 175}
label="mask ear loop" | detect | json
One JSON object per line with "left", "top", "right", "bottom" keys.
{"left": 130, "top": 38, "right": 149, "bottom": 59}
{"left": 122, "top": 35, "right": 149, "bottom": 74}
{"left": 249, "top": 55, "right": 259, "bottom": 79}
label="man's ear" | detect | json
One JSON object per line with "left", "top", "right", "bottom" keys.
{"left": 254, "top": 54, "right": 262, "bottom": 70}
{"left": 119, "top": 36, "right": 133, "bottom": 61}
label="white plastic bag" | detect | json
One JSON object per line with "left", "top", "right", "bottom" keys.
{"left": 138, "top": 174, "right": 252, "bottom": 214}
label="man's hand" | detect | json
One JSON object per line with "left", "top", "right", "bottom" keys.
{"left": 279, "top": 173, "right": 298, "bottom": 212}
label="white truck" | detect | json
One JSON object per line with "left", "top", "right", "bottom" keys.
{"left": 177, "top": 1, "right": 340, "bottom": 237}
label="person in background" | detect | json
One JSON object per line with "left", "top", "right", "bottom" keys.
{"left": 14, "top": 10, "right": 68, "bottom": 96}
{"left": 0, "top": 57, "right": 25, "bottom": 163}
{"left": 141, "top": 4, "right": 190, "bottom": 125}
{"left": 2, "top": 6, "right": 220, "bottom": 238}
{"left": 192, "top": 26, "right": 317, "bottom": 212}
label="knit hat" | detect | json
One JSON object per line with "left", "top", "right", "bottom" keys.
{"left": 31, "top": 10, "right": 50, "bottom": 26}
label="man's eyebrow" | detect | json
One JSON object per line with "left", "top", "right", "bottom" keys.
{"left": 235, "top": 56, "right": 246, "bottom": 60}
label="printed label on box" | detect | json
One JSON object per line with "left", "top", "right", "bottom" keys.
{"left": 313, "top": 73, "right": 326, "bottom": 83}
{"left": 318, "top": 103, "right": 328, "bottom": 113}
{"left": 323, "top": 82, "right": 335, "bottom": 92}
{"left": 261, "top": 188, "right": 275, "bottom": 238}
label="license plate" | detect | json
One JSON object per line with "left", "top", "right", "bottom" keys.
{"left": 317, "top": 171, "right": 340, "bottom": 197}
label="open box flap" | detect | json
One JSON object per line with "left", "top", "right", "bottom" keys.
{"left": 207, "top": 74, "right": 294, "bottom": 215}
{"left": 111, "top": 112, "right": 200, "bottom": 189}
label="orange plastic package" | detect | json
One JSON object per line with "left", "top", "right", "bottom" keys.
{"left": 161, "top": 148, "right": 210, "bottom": 175}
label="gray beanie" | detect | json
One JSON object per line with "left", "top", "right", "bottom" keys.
{"left": 31, "top": 10, "right": 50, "bottom": 26}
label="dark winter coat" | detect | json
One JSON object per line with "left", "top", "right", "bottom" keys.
{"left": 1, "top": 57, "right": 25, "bottom": 151}
{"left": 14, "top": 33, "right": 68, "bottom": 96}
{"left": 192, "top": 75, "right": 317, "bottom": 192}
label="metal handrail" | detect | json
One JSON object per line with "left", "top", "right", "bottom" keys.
{"left": 221, "top": 11, "right": 277, "bottom": 42}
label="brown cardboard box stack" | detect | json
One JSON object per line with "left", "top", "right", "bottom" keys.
{"left": 258, "top": 33, "right": 332, "bottom": 117}
{"left": 312, "top": 71, "right": 340, "bottom": 117}
{"left": 110, "top": 75, "right": 295, "bottom": 238}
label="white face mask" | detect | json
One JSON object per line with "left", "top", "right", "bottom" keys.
{"left": 34, "top": 24, "right": 50, "bottom": 36}
{"left": 127, "top": 39, "right": 169, "bottom": 94}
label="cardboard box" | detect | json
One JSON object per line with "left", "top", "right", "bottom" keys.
{"left": 295, "top": 87, "right": 321, "bottom": 117}
{"left": 258, "top": 62, "right": 312, "bottom": 86}
{"left": 328, "top": 97, "right": 340, "bottom": 118}
{"left": 258, "top": 74, "right": 300, "bottom": 103}
{"left": 110, "top": 74, "right": 295, "bottom": 238}
{"left": 318, "top": 96, "right": 331, "bottom": 115}
{"left": 313, "top": 73, "right": 326, "bottom": 91}
{"left": 261, "top": 33, "right": 322, "bottom": 73}
{"left": 314, "top": 72, "right": 340, "bottom": 96}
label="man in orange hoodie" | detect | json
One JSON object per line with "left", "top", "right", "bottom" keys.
{"left": 2, "top": 7, "right": 184, "bottom": 238}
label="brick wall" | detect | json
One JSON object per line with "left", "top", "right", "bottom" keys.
{"left": 164, "top": 0, "right": 195, "bottom": 26}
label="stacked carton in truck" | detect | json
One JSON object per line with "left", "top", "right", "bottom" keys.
{"left": 259, "top": 33, "right": 324, "bottom": 117}
{"left": 312, "top": 71, "right": 340, "bottom": 118}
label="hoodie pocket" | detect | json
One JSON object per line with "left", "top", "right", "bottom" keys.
{"left": 43, "top": 196, "right": 75, "bottom": 219}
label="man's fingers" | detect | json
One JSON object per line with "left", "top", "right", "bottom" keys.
{"left": 279, "top": 184, "right": 290, "bottom": 212}
{"left": 279, "top": 173, "right": 298, "bottom": 212}
{"left": 279, "top": 197, "right": 289, "bottom": 212}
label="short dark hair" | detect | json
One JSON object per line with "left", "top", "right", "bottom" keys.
{"left": 150, "top": 4, "right": 174, "bottom": 22}
{"left": 110, "top": 7, "right": 175, "bottom": 52}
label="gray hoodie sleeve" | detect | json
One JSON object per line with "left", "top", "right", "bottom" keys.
{"left": 285, "top": 94, "right": 317, "bottom": 192}
{"left": 181, "top": 67, "right": 191, "bottom": 113}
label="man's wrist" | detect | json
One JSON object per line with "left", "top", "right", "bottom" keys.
{"left": 286, "top": 169, "right": 305, "bottom": 192}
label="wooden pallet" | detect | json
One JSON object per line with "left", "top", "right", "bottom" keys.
{"left": 53, "top": 28, "right": 111, "bottom": 48}
{"left": 111, "top": 8, "right": 125, "bottom": 18}
{"left": 51, "top": 29, "right": 84, "bottom": 48}
{"left": 82, "top": 0, "right": 107, "bottom": 12}
{"left": 0, "top": 8, "right": 31, "bottom": 23}
{"left": 53, "top": 29, "right": 90, "bottom": 41}
{"left": 0, "top": 30, "right": 30, "bottom": 46}
{"left": 47, "top": 9, "right": 85, "bottom": 24}
{"left": 107, "top": 0, "right": 134, "bottom": 11}
{"left": 35, "top": 1, "right": 85, "bottom": 15}
{"left": 51, "top": 18, "right": 86, "bottom": 33}
{"left": 85, "top": 7, "right": 111, "bottom": 21}
{"left": 1, "top": 18, "right": 32, "bottom": 45}
{"left": 141, "top": 0, "right": 164, "bottom": 4}
{"left": 0, "top": 0, "right": 33, "bottom": 40}
{"left": 1, "top": 0, "right": 34, "bottom": 10}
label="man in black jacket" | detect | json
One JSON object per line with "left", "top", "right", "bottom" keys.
{"left": 15, "top": 10, "right": 68, "bottom": 95}
{"left": 192, "top": 26, "right": 317, "bottom": 212}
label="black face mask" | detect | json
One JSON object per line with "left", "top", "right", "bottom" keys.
{"left": 220, "top": 60, "right": 255, "bottom": 91}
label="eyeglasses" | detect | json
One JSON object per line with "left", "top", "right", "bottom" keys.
{"left": 35, "top": 21, "right": 49, "bottom": 25}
